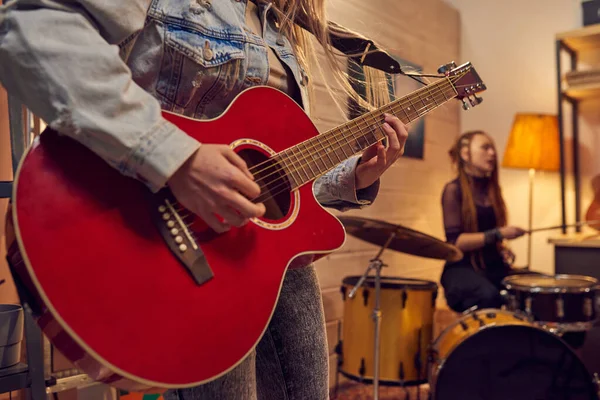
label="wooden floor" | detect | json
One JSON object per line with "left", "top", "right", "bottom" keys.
{"left": 331, "top": 381, "right": 430, "bottom": 400}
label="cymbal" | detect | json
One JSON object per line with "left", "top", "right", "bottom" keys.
{"left": 338, "top": 216, "right": 463, "bottom": 262}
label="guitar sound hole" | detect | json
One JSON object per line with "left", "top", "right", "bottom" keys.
{"left": 238, "top": 148, "right": 292, "bottom": 221}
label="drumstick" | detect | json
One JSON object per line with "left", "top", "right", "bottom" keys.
{"left": 528, "top": 219, "right": 600, "bottom": 233}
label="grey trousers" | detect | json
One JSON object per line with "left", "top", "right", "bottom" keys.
{"left": 163, "top": 265, "right": 329, "bottom": 400}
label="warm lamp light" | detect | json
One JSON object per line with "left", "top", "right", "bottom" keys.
{"left": 502, "top": 113, "right": 560, "bottom": 172}
{"left": 502, "top": 113, "right": 560, "bottom": 271}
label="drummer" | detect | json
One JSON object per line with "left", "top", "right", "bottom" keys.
{"left": 439, "top": 130, "right": 527, "bottom": 313}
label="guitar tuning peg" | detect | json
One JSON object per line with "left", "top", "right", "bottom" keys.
{"left": 467, "top": 94, "right": 483, "bottom": 108}
{"left": 437, "top": 61, "right": 458, "bottom": 75}
{"left": 462, "top": 99, "right": 470, "bottom": 111}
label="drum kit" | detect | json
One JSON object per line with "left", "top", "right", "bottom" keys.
{"left": 334, "top": 216, "right": 600, "bottom": 400}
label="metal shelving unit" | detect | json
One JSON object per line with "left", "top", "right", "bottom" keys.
{"left": 555, "top": 24, "right": 600, "bottom": 233}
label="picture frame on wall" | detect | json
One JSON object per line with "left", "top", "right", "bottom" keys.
{"left": 347, "top": 56, "right": 425, "bottom": 160}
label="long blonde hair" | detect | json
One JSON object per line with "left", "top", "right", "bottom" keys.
{"left": 267, "top": 0, "right": 393, "bottom": 114}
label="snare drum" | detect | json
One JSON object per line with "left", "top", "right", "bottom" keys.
{"left": 429, "top": 309, "right": 598, "bottom": 400}
{"left": 338, "top": 276, "right": 437, "bottom": 386}
{"left": 503, "top": 274, "right": 599, "bottom": 331}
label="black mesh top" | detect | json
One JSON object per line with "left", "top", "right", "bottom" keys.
{"left": 441, "top": 176, "right": 505, "bottom": 270}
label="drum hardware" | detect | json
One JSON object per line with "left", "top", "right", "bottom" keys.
{"left": 346, "top": 231, "right": 394, "bottom": 400}
{"left": 525, "top": 296, "right": 532, "bottom": 314}
{"left": 512, "top": 309, "right": 534, "bottom": 323}
{"left": 471, "top": 312, "right": 485, "bottom": 327}
{"left": 333, "top": 217, "right": 460, "bottom": 400}
{"left": 557, "top": 297, "right": 565, "bottom": 318}
{"left": 461, "top": 305, "right": 478, "bottom": 315}
{"left": 585, "top": 298, "right": 594, "bottom": 318}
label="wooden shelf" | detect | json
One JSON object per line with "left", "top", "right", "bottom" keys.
{"left": 563, "top": 81, "right": 600, "bottom": 99}
{"left": 549, "top": 233, "right": 600, "bottom": 248}
{"left": 557, "top": 24, "right": 600, "bottom": 51}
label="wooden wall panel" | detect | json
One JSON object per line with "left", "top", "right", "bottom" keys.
{"left": 0, "top": 0, "right": 459, "bottom": 393}
{"left": 307, "top": 0, "right": 461, "bottom": 388}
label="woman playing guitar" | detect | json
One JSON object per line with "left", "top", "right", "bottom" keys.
{"left": 0, "top": 0, "right": 408, "bottom": 398}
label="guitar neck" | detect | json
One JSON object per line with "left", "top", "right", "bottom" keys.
{"left": 275, "top": 77, "right": 458, "bottom": 188}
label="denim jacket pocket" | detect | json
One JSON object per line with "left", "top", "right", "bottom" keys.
{"left": 157, "top": 24, "right": 245, "bottom": 112}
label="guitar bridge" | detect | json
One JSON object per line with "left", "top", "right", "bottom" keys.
{"left": 148, "top": 190, "right": 213, "bottom": 285}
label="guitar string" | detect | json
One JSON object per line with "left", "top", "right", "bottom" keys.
{"left": 250, "top": 86, "right": 456, "bottom": 199}
{"left": 249, "top": 81, "right": 457, "bottom": 191}
{"left": 246, "top": 77, "right": 459, "bottom": 181}
{"left": 244, "top": 72, "right": 470, "bottom": 179}
{"left": 174, "top": 84, "right": 459, "bottom": 223}
{"left": 254, "top": 79, "right": 482, "bottom": 194}
{"left": 251, "top": 87, "right": 458, "bottom": 204}
{"left": 175, "top": 72, "right": 480, "bottom": 222}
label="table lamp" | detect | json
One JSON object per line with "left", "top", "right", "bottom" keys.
{"left": 502, "top": 113, "right": 560, "bottom": 269}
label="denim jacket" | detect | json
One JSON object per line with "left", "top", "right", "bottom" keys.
{"left": 0, "top": 0, "right": 379, "bottom": 211}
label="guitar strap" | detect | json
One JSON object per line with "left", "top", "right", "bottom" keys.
{"left": 326, "top": 20, "right": 404, "bottom": 75}
{"left": 293, "top": 14, "right": 404, "bottom": 75}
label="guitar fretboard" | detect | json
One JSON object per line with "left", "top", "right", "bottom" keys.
{"left": 272, "top": 77, "right": 458, "bottom": 188}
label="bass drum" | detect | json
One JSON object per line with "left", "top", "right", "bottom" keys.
{"left": 429, "top": 309, "right": 598, "bottom": 400}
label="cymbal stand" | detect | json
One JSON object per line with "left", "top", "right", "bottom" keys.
{"left": 348, "top": 232, "right": 395, "bottom": 400}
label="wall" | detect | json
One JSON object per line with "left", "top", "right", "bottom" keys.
{"left": 308, "top": 0, "right": 461, "bottom": 387}
{"left": 443, "top": 0, "right": 600, "bottom": 278}
{"left": 0, "top": 0, "right": 459, "bottom": 394}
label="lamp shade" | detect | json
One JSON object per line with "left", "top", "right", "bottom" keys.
{"left": 502, "top": 113, "right": 560, "bottom": 171}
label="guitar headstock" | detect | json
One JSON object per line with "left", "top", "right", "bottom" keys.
{"left": 438, "top": 62, "right": 487, "bottom": 110}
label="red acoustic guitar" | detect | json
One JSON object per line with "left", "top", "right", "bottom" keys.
{"left": 7, "top": 62, "right": 485, "bottom": 391}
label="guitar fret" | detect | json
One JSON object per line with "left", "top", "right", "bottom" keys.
{"left": 439, "top": 85, "right": 449, "bottom": 101}
{"left": 323, "top": 133, "right": 343, "bottom": 163}
{"left": 284, "top": 151, "right": 306, "bottom": 187}
{"left": 398, "top": 104, "right": 411, "bottom": 124}
{"left": 406, "top": 97, "right": 419, "bottom": 121}
{"left": 317, "top": 135, "right": 337, "bottom": 171}
{"left": 305, "top": 140, "right": 327, "bottom": 177}
{"left": 339, "top": 128, "right": 357, "bottom": 158}
{"left": 330, "top": 130, "right": 353, "bottom": 161}
{"left": 352, "top": 117, "right": 371, "bottom": 152}
{"left": 307, "top": 138, "right": 328, "bottom": 174}
{"left": 426, "top": 90, "right": 436, "bottom": 110}
{"left": 413, "top": 94, "right": 426, "bottom": 117}
{"left": 299, "top": 142, "right": 318, "bottom": 178}
{"left": 350, "top": 118, "right": 371, "bottom": 151}
{"left": 417, "top": 90, "right": 429, "bottom": 112}
{"left": 360, "top": 115, "right": 381, "bottom": 144}
{"left": 339, "top": 136, "right": 352, "bottom": 158}
{"left": 347, "top": 120, "right": 363, "bottom": 153}
{"left": 279, "top": 155, "right": 301, "bottom": 189}
{"left": 291, "top": 147, "right": 311, "bottom": 183}
{"left": 426, "top": 84, "right": 440, "bottom": 107}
